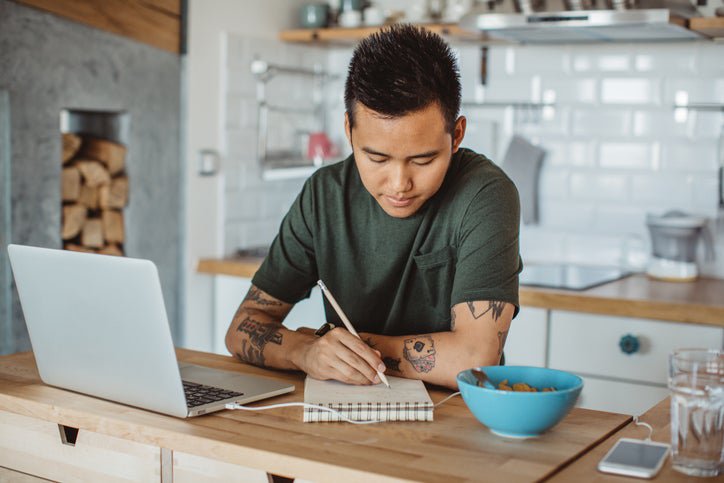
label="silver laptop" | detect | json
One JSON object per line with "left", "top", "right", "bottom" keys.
{"left": 7, "top": 244, "right": 294, "bottom": 418}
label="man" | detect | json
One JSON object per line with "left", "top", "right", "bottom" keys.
{"left": 225, "top": 25, "right": 521, "bottom": 390}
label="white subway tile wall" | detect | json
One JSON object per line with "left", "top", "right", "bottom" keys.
{"left": 220, "top": 32, "right": 723, "bottom": 277}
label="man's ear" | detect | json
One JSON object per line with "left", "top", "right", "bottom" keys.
{"left": 452, "top": 116, "right": 467, "bottom": 153}
{"left": 344, "top": 111, "right": 352, "bottom": 147}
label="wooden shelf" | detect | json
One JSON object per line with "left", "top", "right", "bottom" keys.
{"left": 279, "top": 23, "right": 492, "bottom": 44}
{"left": 688, "top": 17, "right": 724, "bottom": 39}
{"left": 281, "top": 18, "right": 724, "bottom": 44}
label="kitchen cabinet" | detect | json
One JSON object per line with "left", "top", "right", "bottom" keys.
{"left": 548, "top": 310, "right": 722, "bottom": 415}
{"left": 504, "top": 306, "right": 548, "bottom": 367}
{"left": 549, "top": 311, "right": 723, "bottom": 385}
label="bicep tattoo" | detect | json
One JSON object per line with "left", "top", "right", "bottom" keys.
{"left": 497, "top": 330, "right": 509, "bottom": 356}
{"left": 403, "top": 336, "right": 436, "bottom": 373}
{"left": 235, "top": 315, "right": 283, "bottom": 367}
{"left": 466, "top": 301, "right": 507, "bottom": 322}
{"left": 450, "top": 306, "right": 456, "bottom": 331}
{"left": 243, "top": 286, "right": 282, "bottom": 307}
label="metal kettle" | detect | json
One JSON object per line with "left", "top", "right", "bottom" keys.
{"left": 645, "top": 211, "right": 715, "bottom": 281}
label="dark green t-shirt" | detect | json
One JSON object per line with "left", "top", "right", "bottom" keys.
{"left": 252, "top": 147, "right": 522, "bottom": 336}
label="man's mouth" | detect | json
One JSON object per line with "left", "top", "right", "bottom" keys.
{"left": 384, "top": 195, "right": 414, "bottom": 208}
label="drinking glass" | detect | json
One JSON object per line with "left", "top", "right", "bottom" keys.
{"left": 668, "top": 349, "right": 724, "bottom": 477}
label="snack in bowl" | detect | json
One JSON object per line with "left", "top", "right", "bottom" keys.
{"left": 457, "top": 366, "right": 583, "bottom": 439}
{"left": 495, "top": 379, "right": 556, "bottom": 392}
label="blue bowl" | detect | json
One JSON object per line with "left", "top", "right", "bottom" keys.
{"left": 457, "top": 366, "right": 583, "bottom": 439}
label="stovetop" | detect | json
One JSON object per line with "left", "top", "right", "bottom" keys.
{"left": 520, "top": 264, "right": 630, "bottom": 291}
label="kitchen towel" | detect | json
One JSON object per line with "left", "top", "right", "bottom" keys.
{"left": 500, "top": 135, "right": 546, "bottom": 225}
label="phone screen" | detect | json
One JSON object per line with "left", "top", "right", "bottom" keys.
{"left": 604, "top": 440, "right": 669, "bottom": 469}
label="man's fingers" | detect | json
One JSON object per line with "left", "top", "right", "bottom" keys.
{"left": 332, "top": 359, "right": 374, "bottom": 385}
{"left": 333, "top": 330, "right": 385, "bottom": 375}
{"left": 333, "top": 342, "right": 380, "bottom": 384}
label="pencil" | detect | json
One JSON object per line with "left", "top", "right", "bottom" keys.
{"left": 316, "top": 280, "right": 391, "bottom": 388}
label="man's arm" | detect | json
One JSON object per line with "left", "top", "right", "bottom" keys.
{"left": 360, "top": 300, "right": 514, "bottom": 389}
{"left": 225, "top": 284, "right": 385, "bottom": 385}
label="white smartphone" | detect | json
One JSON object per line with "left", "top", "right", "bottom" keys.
{"left": 597, "top": 438, "right": 670, "bottom": 479}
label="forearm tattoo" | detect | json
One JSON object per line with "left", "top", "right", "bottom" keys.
{"left": 235, "top": 316, "right": 283, "bottom": 367}
{"left": 497, "top": 330, "right": 509, "bottom": 356}
{"left": 383, "top": 357, "right": 401, "bottom": 372}
{"left": 403, "top": 336, "right": 436, "bottom": 373}
{"left": 243, "top": 286, "right": 282, "bottom": 307}
{"left": 466, "top": 301, "right": 506, "bottom": 322}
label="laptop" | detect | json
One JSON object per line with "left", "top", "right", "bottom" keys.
{"left": 7, "top": 244, "right": 294, "bottom": 418}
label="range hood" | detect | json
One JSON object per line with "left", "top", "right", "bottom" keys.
{"left": 459, "top": 0, "right": 703, "bottom": 43}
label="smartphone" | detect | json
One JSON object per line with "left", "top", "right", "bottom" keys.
{"left": 597, "top": 438, "right": 670, "bottom": 479}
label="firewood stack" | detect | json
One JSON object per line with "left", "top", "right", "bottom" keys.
{"left": 61, "top": 133, "right": 128, "bottom": 256}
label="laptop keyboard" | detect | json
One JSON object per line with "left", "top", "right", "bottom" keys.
{"left": 183, "top": 380, "right": 243, "bottom": 408}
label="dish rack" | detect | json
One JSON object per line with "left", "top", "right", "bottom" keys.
{"left": 251, "top": 59, "right": 338, "bottom": 178}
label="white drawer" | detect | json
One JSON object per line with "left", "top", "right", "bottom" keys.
{"left": 0, "top": 410, "right": 160, "bottom": 482}
{"left": 576, "top": 376, "right": 670, "bottom": 416}
{"left": 173, "top": 450, "right": 268, "bottom": 483}
{"left": 549, "top": 311, "right": 723, "bottom": 385}
{"left": 505, "top": 307, "right": 547, "bottom": 367}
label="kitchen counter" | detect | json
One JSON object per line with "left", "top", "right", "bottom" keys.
{"left": 197, "top": 257, "right": 724, "bottom": 328}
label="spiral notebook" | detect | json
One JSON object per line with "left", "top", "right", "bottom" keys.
{"left": 303, "top": 375, "right": 433, "bottom": 422}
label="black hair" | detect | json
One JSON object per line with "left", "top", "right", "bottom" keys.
{"left": 344, "top": 24, "right": 461, "bottom": 134}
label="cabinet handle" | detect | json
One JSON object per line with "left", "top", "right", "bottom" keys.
{"left": 619, "top": 334, "right": 640, "bottom": 355}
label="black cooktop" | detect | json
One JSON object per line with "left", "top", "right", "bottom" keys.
{"left": 519, "top": 264, "right": 630, "bottom": 291}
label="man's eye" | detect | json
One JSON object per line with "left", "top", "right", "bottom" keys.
{"left": 369, "top": 156, "right": 387, "bottom": 163}
{"left": 413, "top": 158, "right": 435, "bottom": 166}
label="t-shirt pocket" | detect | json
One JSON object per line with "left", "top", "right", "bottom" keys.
{"left": 413, "top": 246, "right": 457, "bottom": 322}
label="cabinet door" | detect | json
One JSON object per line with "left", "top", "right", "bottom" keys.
{"left": 576, "top": 376, "right": 669, "bottom": 415}
{"left": 504, "top": 307, "right": 547, "bottom": 367}
{"left": 0, "top": 410, "right": 160, "bottom": 481}
{"left": 549, "top": 311, "right": 723, "bottom": 385}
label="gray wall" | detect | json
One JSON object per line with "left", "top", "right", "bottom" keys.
{"left": 0, "top": 0, "right": 184, "bottom": 354}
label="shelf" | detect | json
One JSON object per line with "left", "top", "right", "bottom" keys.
{"left": 281, "top": 18, "right": 724, "bottom": 44}
{"left": 673, "top": 103, "right": 724, "bottom": 112}
{"left": 279, "top": 23, "right": 492, "bottom": 44}
{"left": 688, "top": 17, "right": 724, "bottom": 39}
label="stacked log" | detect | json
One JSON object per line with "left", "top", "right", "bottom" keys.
{"left": 61, "top": 133, "right": 127, "bottom": 256}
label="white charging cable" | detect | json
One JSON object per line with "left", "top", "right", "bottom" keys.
{"left": 225, "top": 402, "right": 384, "bottom": 424}
{"left": 434, "top": 391, "right": 461, "bottom": 407}
{"left": 633, "top": 415, "right": 654, "bottom": 441}
{"left": 225, "top": 391, "right": 461, "bottom": 424}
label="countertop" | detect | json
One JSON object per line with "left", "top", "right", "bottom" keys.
{"left": 197, "top": 257, "right": 724, "bottom": 328}
{"left": 0, "top": 349, "right": 631, "bottom": 482}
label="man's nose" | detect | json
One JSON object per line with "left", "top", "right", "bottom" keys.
{"left": 390, "top": 163, "right": 413, "bottom": 193}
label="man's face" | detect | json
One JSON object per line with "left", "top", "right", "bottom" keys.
{"left": 345, "top": 102, "right": 466, "bottom": 219}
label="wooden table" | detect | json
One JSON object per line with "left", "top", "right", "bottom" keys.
{"left": 550, "top": 398, "right": 708, "bottom": 483}
{"left": 197, "top": 258, "right": 724, "bottom": 327}
{"left": 0, "top": 349, "right": 634, "bottom": 483}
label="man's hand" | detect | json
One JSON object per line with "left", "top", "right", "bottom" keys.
{"left": 291, "top": 328, "right": 386, "bottom": 385}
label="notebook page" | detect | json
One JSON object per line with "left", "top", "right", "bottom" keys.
{"left": 304, "top": 375, "right": 432, "bottom": 405}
